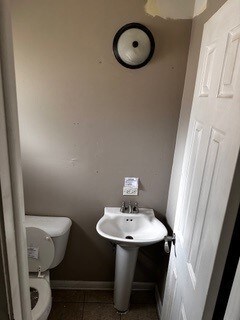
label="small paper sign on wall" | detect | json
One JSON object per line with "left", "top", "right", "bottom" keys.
{"left": 123, "top": 177, "right": 139, "bottom": 195}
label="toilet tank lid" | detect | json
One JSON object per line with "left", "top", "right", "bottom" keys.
{"left": 25, "top": 215, "right": 72, "bottom": 237}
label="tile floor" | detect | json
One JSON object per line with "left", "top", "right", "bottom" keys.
{"left": 49, "top": 289, "right": 159, "bottom": 320}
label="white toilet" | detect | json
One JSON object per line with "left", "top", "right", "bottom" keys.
{"left": 25, "top": 215, "right": 72, "bottom": 320}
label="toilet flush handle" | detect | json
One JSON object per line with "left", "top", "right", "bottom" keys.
{"left": 37, "top": 266, "right": 44, "bottom": 278}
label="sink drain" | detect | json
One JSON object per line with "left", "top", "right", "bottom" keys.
{"left": 125, "top": 236, "right": 133, "bottom": 240}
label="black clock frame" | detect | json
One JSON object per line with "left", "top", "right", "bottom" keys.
{"left": 113, "top": 23, "right": 155, "bottom": 69}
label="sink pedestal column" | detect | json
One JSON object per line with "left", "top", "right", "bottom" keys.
{"left": 114, "top": 245, "right": 139, "bottom": 313}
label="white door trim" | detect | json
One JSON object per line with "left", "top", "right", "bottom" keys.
{"left": 0, "top": 0, "right": 31, "bottom": 319}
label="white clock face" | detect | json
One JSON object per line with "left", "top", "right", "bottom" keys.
{"left": 113, "top": 23, "right": 155, "bottom": 69}
{"left": 117, "top": 28, "right": 151, "bottom": 66}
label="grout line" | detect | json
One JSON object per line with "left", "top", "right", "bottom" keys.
{"left": 82, "top": 300, "right": 85, "bottom": 320}
{"left": 82, "top": 290, "right": 86, "bottom": 320}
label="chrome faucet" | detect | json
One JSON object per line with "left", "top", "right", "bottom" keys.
{"left": 120, "top": 201, "right": 139, "bottom": 213}
{"left": 128, "top": 201, "right": 133, "bottom": 213}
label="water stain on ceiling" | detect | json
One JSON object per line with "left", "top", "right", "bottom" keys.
{"left": 144, "top": 0, "right": 208, "bottom": 19}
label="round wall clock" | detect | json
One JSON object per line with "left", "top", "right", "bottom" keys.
{"left": 113, "top": 23, "right": 155, "bottom": 69}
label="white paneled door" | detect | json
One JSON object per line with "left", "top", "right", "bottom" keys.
{"left": 162, "top": 0, "right": 240, "bottom": 319}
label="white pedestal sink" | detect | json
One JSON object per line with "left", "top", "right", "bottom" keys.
{"left": 96, "top": 207, "right": 167, "bottom": 313}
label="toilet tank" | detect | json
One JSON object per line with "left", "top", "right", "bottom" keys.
{"left": 25, "top": 215, "right": 72, "bottom": 269}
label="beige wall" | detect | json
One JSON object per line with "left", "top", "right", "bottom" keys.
{"left": 166, "top": 0, "right": 228, "bottom": 229}
{"left": 11, "top": 0, "right": 191, "bottom": 281}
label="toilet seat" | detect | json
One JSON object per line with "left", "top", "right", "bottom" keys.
{"left": 30, "top": 277, "right": 52, "bottom": 320}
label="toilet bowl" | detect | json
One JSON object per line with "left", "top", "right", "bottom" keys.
{"left": 25, "top": 215, "right": 72, "bottom": 320}
{"left": 30, "top": 276, "right": 52, "bottom": 320}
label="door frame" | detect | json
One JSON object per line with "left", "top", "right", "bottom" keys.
{"left": 0, "top": 0, "right": 31, "bottom": 319}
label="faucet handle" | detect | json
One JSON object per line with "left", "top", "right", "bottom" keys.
{"left": 120, "top": 201, "right": 126, "bottom": 213}
{"left": 133, "top": 202, "right": 139, "bottom": 213}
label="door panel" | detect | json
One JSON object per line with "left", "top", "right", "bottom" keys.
{"left": 162, "top": 256, "right": 178, "bottom": 320}
{"left": 178, "top": 121, "right": 204, "bottom": 245}
{"left": 179, "top": 303, "right": 188, "bottom": 320}
{"left": 200, "top": 44, "right": 216, "bottom": 97}
{"left": 218, "top": 25, "right": 240, "bottom": 98}
{"left": 162, "top": 0, "right": 240, "bottom": 319}
{"left": 188, "top": 128, "right": 224, "bottom": 278}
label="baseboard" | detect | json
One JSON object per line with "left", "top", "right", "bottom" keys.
{"left": 50, "top": 280, "right": 155, "bottom": 291}
{"left": 155, "top": 285, "right": 162, "bottom": 320}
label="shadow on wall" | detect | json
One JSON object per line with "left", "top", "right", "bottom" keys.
{"left": 51, "top": 220, "right": 115, "bottom": 281}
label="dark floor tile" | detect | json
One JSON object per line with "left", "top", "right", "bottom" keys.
{"left": 52, "top": 289, "right": 85, "bottom": 302}
{"left": 48, "top": 302, "right": 84, "bottom": 320}
{"left": 130, "top": 290, "right": 156, "bottom": 304}
{"left": 83, "top": 302, "right": 120, "bottom": 320}
{"left": 84, "top": 290, "right": 113, "bottom": 303}
{"left": 121, "top": 304, "right": 158, "bottom": 320}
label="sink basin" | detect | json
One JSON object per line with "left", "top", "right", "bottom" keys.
{"left": 96, "top": 207, "right": 167, "bottom": 247}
